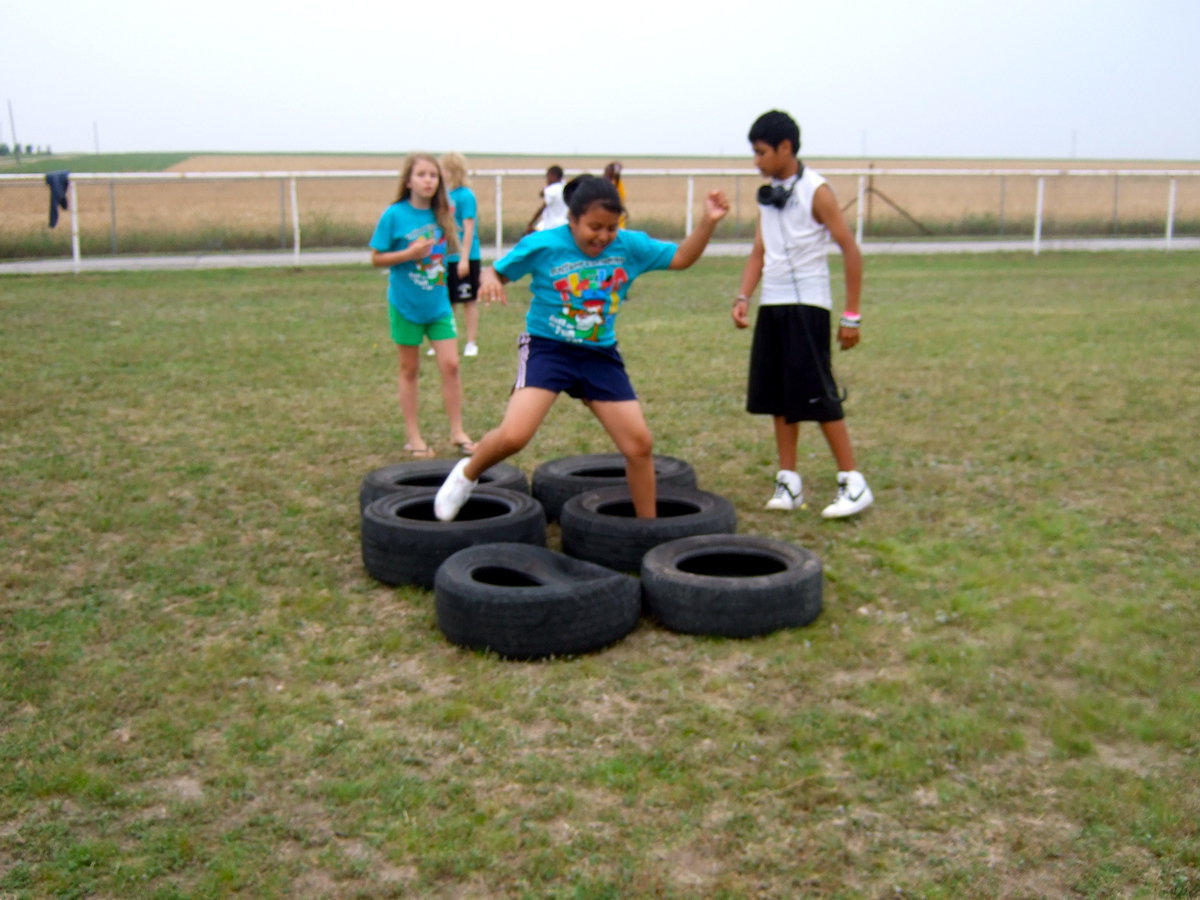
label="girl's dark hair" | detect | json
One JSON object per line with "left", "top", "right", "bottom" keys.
{"left": 563, "top": 174, "right": 624, "bottom": 219}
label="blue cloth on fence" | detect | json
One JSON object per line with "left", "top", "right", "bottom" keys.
{"left": 45, "top": 171, "right": 70, "bottom": 228}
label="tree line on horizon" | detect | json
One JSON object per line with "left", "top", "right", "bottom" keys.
{"left": 1, "top": 143, "right": 53, "bottom": 157}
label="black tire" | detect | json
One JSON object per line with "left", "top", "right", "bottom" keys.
{"left": 359, "top": 460, "right": 528, "bottom": 511}
{"left": 531, "top": 453, "right": 697, "bottom": 522}
{"left": 641, "top": 534, "right": 823, "bottom": 638}
{"left": 361, "top": 487, "right": 546, "bottom": 588}
{"left": 559, "top": 484, "right": 737, "bottom": 573}
{"left": 434, "top": 543, "right": 641, "bottom": 659}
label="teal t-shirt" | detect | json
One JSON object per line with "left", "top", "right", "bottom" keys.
{"left": 368, "top": 200, "right": 450, "bottom": 324}
{"left": 448, "top": 186, "right": 482, "bottom": 262}
{"left": 495, "top": 226, "right": 676, "bottom": 347}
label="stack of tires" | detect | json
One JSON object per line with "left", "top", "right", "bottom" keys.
{"left": 359, "top": 453, "right": 823, "bottom": 659}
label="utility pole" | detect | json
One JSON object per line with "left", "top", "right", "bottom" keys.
{"left": 7, "top": 99, "right": 20, "bottom": 166}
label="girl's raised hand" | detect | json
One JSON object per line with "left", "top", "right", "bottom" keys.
{"left": 479, "top": 268, "right": 508, "bottom": 305}
{"left": 408, "top": 236, "right": 436, "bottom": 260}
{"left": 705, "top": 190, "right": 731, "bottom": 222}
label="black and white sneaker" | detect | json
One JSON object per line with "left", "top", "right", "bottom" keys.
{"left": 821, "top": 470, "right": 873, "bottom": 519}
{"left": 765, "top": 470, "right": 802, "bottom": 511}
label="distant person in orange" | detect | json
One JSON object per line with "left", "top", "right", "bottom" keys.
{"left": 604, "top": 161, "right": 628, "bottom": 227}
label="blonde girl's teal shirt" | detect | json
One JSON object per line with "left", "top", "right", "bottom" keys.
{"left": 447, "top": 186, "right": 482, "bottom": 263}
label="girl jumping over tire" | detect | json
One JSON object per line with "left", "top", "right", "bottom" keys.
{"left": 435, "top": 175, "right": 729, "bottom": 521}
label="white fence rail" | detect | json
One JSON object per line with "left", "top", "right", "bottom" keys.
{"left": 2, "top": 166, "right": 1199, "bottom": 273}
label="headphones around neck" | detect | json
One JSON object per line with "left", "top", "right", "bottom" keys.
{"left": 756, "top": 165, "right": 805, "bottom": 209}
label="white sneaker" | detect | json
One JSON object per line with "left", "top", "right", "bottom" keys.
{"left": 426, "top": 346, "right": 436, "bottom": 356}
{"left": 821, "top": 470, "right": 873, "bottom": 519}
{"left": 765, "top": 470, "right": 802, "bottom": 511}
{"left": 463, "top": 342, "right": 479, "bottom": 357}
{"left": 434, "top": 458, "right": 477, "bottom": 522}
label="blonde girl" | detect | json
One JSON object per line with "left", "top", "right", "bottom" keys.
{"left": 439, "top": 152, "right": 483, "bottom": 356}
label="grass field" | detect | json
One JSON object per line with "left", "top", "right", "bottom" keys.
{"left": 2, "top": 251, "right": 1198, "bottom": 898}
{"left": 3, "top": 152, "right": 1199, "bottom": 259}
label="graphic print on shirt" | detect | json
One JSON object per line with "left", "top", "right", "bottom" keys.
{"left": 407, "top": 226, "right": 446, "bottom": 291}
{"left": 550, "top": 264, "right": 629, "bottom": 341}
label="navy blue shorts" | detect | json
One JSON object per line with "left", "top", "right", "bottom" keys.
{"left": 515, "top": 334, "right": 637, "bottom": 403}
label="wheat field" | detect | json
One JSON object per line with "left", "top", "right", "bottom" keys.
{"left": 3, "top": 152, "right": 1198, "bottom": 254}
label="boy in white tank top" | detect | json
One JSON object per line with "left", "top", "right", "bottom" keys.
{"left": 732, "top": 110, "right": 874, "bottom": 519}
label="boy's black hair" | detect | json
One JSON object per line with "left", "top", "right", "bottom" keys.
{"left": 563, "top": 174, "right": 624, "bottom": 219}
{"left": 547, "top": 165, "right": 564, "bottom": 180}
{"left": 748, "top": 110, "right": 801, "bottom": 155}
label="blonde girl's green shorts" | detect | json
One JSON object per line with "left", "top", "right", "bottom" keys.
{"left": 388, "top": 305, "right": 458, "bottom": 346}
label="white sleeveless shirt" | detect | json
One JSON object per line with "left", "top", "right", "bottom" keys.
{"left": 759, "top": 166, "right": 833, "bottom": 310}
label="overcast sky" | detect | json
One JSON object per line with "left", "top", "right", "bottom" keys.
{"left": 4, "top": 0, "right": 1197, "bottom": 160}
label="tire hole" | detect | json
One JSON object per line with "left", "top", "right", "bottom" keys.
{"left": 387, "top": 473, "right": 504, "bottom": 489}
{"left": 594, "top": 500, "right": 701, "bottom": 519}
{"left": 677, "top": 552, "right": 788, "bottom": 578}
{"left": 472, "top": 566, "right": 543, "bottom": 587}
{"left": 573, "top": 466, "right": 627, "bottom": 478}
{"left": 388, "top": 475, "right": 442, "bottom": 487}
{"left": 394, "top": 498, "right": 513, "bottom": 522}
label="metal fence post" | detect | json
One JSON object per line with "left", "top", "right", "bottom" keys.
{"left": 279, "top": 180, "right": 287, "bottom": 249}
{"left": 1111, "top": 174, "right": 1120, "bottom": 234}
{"left": 495, "top": 174, "right": 503, "bottom": 255}
{"left": 289, "top": 177, "right": 300, "bottom": 264}
{"left": 856, "top": 175, "right": 866, "bottom": 245}
{"left": 999, "top": 175, "right": 1007, "bottom": 235}
{"left": 70, "top": 180, "right": 81, "bottom": 273}
{"left": 1166, "top": 178, "right": 1177, "bottom": 250}
{"left": 1034, "top": 177, "right": 1045, "bottom": 255}
{"left": 109, "top": 181, "right": 118, "bottom": 255}
{"left": 686, "top": 176, "right": 694, "bottom": 235}
{"left": 733, "top": 175, "right": 741, "bottom": 236}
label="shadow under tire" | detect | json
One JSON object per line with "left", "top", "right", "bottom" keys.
{"left": 560, "top": 484, "right": 737, "bottom": 573}
{"left": 359, "top": 460, "right": 529, "bottom": 511}
{"left": 434, "top": 543, "right": 641, "bottom": 659}
{"left": 641, "top": 534, "right": 823, "bottom": 638}
{"left": 362, "top": 487, "right": 546, "bottom": 589}
{"left": 531, "top": 453, "right": 697, "bottom": 522}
